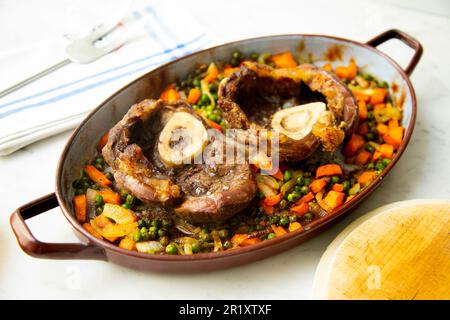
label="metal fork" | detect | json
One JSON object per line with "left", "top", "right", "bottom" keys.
{"left": 0, "top": 23, "right": 127, "bottom": 99}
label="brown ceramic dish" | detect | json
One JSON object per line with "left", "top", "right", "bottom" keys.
{"left": 10, "top": 29, "right": 422, "bottom": 272}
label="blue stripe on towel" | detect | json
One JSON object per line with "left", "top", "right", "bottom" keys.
{"left": 0, "top": 33, "right": 207, "bottom": 110}
{"left": 0, "top": 39, "right": 212, "bottom": 119}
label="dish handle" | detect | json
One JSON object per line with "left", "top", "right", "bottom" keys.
{"left": 366, "top": 29, "right": 423, "bottom": 76}
{"left": 10, "top": 193, "right": 106, "bottom": 260}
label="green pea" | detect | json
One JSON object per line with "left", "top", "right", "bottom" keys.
{"left": 192, "top": 78, "right": 201, "bottom": 88}
{"left": 366, "top": 133, "right": 375, "bottom": 141}
{"left": 158, "top": 228, "right": 166, "bottom": 237}
{"left": 303, "top": 178, "right": 312, "bottom": 186}
{"left": 159, "top": 236, "right": 169, "bottom": 246}
{"left": 230, "top": 58, "right": 239, "bottom": 67}
{"left": 250, "top": 53, "right": 259, "bottom": 61}
{"left": 267, "top": 233, "right": 276, "bottom": 240}
{"left": 138, "top": 219, "right": 146, "bottom": 228}
{"left": 279, "top": 199, "right": 287, "bottom": 209}
{"left": 95, "top": 206, "right": 103, "bottom": 215}
{"left": 218, "top": 229, "right": 229, "bottom": 240}
{"left": 296, "top": 175, "right": 304, "bottom": 185}
{"left": 212, "top": 92, "right": 219, "bottom": 101}
{"left": 343, "top": 180, "right": 350, "bottom": 191}
{"left": 192, "top": 242, "right": 202, "bottom": 253}
{"left": 367, "top": 111, "right": 374, "bottom": 120}
{"left": 380, "top": 81, "right": 389, "bottom": 88}
{"left": 205, "top": 104, "right": 214, "bottom": 112}
{"left": 121, "top": 203, "right": 131, "bottom": 210}
{"left": 367, "top": 103, "right": 374, "bottom": 110}
{"left": 232, "top": 50, "right": 242, "bottom": 60}
{"left": 362, "top": 73, "right": 373, "bottom": 81}
{"left": 133, "top": 232, "right": 142, "bottom": 242}
{"left": 294, "top": 185, "right": 302, "bottom": 193}
{"left": 258, "top": 191, "right": 265, "bottom": 199}
{"left": 303, "top": 212, "right": 314, "bottom": 221}
{"left": 125, "top": 194, "right": 135, "bottom": 206}
{"left": 331, "top": 176, "right": 340, "bottom": 184}
{"left": 208, "top": 113, "right": 219, "bottom": 122}
{"left": 94, "top": 162, "right": 103, "bottom": 170}
{"left": 94, "top": 194, "right": 104, "bottom": 206}
{"left": 365, "top": 144, "right": 375, "bottom": 153}
{"left": 149, "top": 230, "right": 157, "bottom": 240}
{"left": 279, "top": 216, "right": 290, "bottom": 227}
{"left": 223, "top": 240, "right": 232, "bottom": 250}
{"left": 151, "top": 219, "right": 161, "bottom": 228}
{"left": 165, "top": 243, "right": 178, "bottom": 255}
{"left": 300, "top": 185, "right": 309, "bottom": 195}
{"left": 255, "top": 224, "right": 265, "bottom": 231}
{"left": 119, "top": 189, "right": 129, "bottom": 199}
{"left": 375, "top": 161, "right": 386, "bottom": 171}
{"left": 140, "top": 227, "right": 149, "bottom": 241}
{"left": 284, "top": 170, "right": 292, "bottom": 181}
{"left": 162, "top": 219, "right": 172, "bottom": 228}
{"left": 382, "top": 158, "right": 391, "bottom": 166}
{"left": 289, "top": 215, "right": 297, "bottom": 222}
{"left": 367, "top": 163, "right": 375, "bottom": 170}
{"left": 287, "top": 193, "right": 300, "bottom": 202}
{"left": 95, "top": 157, "right": 105, "bottom": 165}
{"left": 200, "top": 93, "right": 210, "bottom": 106}
{"left": 199, "top": 232, "right": 211, "bottom": 242}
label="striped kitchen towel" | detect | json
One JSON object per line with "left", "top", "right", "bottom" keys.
{"left": 0, "top": 0, "right": 216, "bottom": 155}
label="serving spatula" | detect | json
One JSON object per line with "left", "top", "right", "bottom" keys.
{"left": 0, "top": 22, "right": 128, "bottom": 99}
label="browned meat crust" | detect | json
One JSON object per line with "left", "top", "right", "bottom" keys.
{"left": 103, "top": 99, "right": 257, "bottom": 223}
{"left": 218, "top": 62, "right": 358, "bottom": 161}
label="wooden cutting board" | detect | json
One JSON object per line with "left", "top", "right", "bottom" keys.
{"left": 312, "top": 199, "right": 450, "bottom": 300}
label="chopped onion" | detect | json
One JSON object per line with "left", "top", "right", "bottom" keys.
{"left": 136, "top": 241, "right": 164, "bottom": 254}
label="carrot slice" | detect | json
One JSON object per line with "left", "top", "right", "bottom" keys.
{"left": 380, "top": 144, "right": 394, "bottom": 159}
{"left": 231, "top": 234, "right": 250, "bottom": 246}
{"left": 373, "top": 151, "right": 382, "bottom": 161}
{"left": 259, "top": 200, "right": 274, "bottom": 215}
{"left": 206, "top": 119, "right": 223, "bottom": 132}
{"left": 332, "top": 183, "right": 344, "bottom": 192}
{"left": 290, "top": 202, "right": 309, "bottom": 216}
{"left": 270, "top": 52, "right": 297, "bottom": 68}
{"left": 160, "top": 84, "right": 180, "bottom": 102}
{"left": 358, "top": 100, "right": 367, "bottom": 120}
{"left": 97, "top": 130, "right": 109, "bottom": 152}
{"left": 294, "top": 192, "right": 314, "bottom": 205}
{"left": 310, "top": 178, "right": 327, "bottom": 194}
{"left": 357, "top": 122, "right": 369, "bottom": 136}
{"left": 347, "top": 59, "right": 358, "bottom": 80}
{"left": 223, "top": 65, "right": 239, "bottom": 77}
{"left": 323, "top": 190, "right": 345, "bottom": 210}
{"left": 263, "top": 193, "right": 284, "bottom": 206}
{"left": 383, "top": 126, "right": 404, "bottom": 149}
{"left": 83, "top": 223, "right": 102, "bottom": 240}
{"left": 119, "top": 237, "right": 136, "bottom": 251}
{"left": 322, "top": 63, "right": 332, "bottom": 72}
{"left": 73, "top": 195, "right": 87, "bottom": 223}
{"left": 343, "top": 134, "right": 365, "bottom": 157}
{"left": 84, "top": 165, "right": 112, "bottom": 187}
{"left": 203, "top": 63, "right": 219, "bottom": 83}
{"left": 187, "top": 88, "right": 201, "bottom": 104}
{"left": 370, "top": 88, "right": 387, "bottom": 104}
{"left": 271, "top": 225, "right": 287, "bottom": 237}
{"left": 335, "top": 66, "right": 350, "bottom": 79}
{"left": 288, "top": 222, "right": 303, "bottom": 232}
{"left": 97, "top": 190, "right": 122, "bottom": 205}
{"left": 376, "top": 123, "right": 388, "bottom": 135}
{"left": 316, "top": 164, "right": 342, "bottom": 178}
{"left": 358, "top": 170, "right": 377, "bottom": 185}
{"left": 355, "top": 150, "right": 372, "bottom": 165}
{"left": 240, "top": 237, "right": 262, "bottom": 246}
{"left": 388, "top": 119, "right": 399, "bottom": 129}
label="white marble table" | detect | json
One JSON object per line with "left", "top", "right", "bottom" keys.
{"left": 1, "top": 0, "right": 449, "bottom": 299}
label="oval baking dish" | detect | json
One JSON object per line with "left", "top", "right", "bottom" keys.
{"left": 10, "top": 29, "right": 422, "bottom": 272}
